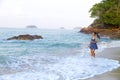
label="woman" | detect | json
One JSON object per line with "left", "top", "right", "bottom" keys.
{"left": 89, "top": 32, "right": 100, "bottom": 57}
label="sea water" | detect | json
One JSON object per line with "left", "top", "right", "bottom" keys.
{"left": 0, "top": 28, "right": 119, "bottom": 80}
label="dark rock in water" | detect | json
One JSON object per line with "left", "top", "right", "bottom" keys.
{"left": 7, "top": 36, "right": 18, "bottom": 40}
{"left": 7, "top": 34, "right": 43, "bottom": 40}
{"left": 33, "top": 35, "right": 43, "bottom": 39}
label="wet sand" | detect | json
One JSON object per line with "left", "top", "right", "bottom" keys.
{"left": 85, "top": 47, "right": 120, "bottom": 80}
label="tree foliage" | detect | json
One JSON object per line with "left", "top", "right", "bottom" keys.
{"left": 89, "top": 0, "right": 120, "bottom": 28}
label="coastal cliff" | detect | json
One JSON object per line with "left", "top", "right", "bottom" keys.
{"left": 80, "top": 27, "right": 120, "bottom": 39}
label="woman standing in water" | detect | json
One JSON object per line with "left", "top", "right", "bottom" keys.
{"left": 89, "top": 32, "right": 100, "bottom": 57}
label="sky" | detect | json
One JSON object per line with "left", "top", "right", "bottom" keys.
{"left": 0, "top": 0, "right": 102, "bottom": 29}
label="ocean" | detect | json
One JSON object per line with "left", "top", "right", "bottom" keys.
{"left": 0, "top": 28, "right": 119, "bottom": 80}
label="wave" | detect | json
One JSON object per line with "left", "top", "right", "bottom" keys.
{"left": 47, "top": 42, "right": 81, "bottom": 49}
{"left": 0, "top": 55, "right": 119, "bottom": 80}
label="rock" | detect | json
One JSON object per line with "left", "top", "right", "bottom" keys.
{"left": 80, "top": 27, "right": 120, "bottom": 39}
{"left": 7, "top": 34, "right": 43, "bottom": 40}
{"left": 7, "top": 36, "right": 18, "bottom": 40}
{"left": 80, "top": 27, "right": 95, "bottom": 34}
{"left": 33, "top": 35, "right": 43, "bottom": 39}
{"left": 109, "top": 31, "right": 120, "bottom": 39}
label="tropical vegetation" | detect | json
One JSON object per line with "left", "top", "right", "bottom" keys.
{"left": 89, "top": 0, "right": 120, "bottom": 28}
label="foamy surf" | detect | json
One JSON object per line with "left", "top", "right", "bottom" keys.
{"left": 0, "top": 55, "right": 119, "bottom": 80}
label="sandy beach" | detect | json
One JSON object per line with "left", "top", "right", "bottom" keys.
{"left": 85, "top": 47, "right": 120, "bottom": 80}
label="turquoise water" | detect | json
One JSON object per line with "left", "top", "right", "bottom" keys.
{"left": 0, "top": 28, "right": 119, "bottom": 80}
{"left": 0, "top": 28, "right": 89, "bottom": 57}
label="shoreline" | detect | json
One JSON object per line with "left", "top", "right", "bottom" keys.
{"left": 85, "top": 47, "right": 120, "bottom": 80}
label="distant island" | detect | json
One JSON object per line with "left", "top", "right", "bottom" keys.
{"left": 60, "top": 27, "right": 65, "bottom": 29}
{"left": 26, "top": 25, "right": 38, "bottom": 28}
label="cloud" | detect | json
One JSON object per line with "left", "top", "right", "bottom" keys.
{"left": 0, "top": 0, "right": 101, "bottom": 28}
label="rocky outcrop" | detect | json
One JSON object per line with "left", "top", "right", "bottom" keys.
{"left": 7, "top": 34, "right": 43, "bottom": 40}
{"left": 80, "top": 27, "right": 120, "bottom": 39}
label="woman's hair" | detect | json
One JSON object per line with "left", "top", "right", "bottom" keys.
{"left": 93, "top": 32, "right": 100, "bottom": 39}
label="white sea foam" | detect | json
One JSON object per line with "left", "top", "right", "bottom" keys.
{"left": 0, "top": 55, "right": 119, "bottom": 80}
{"left": 99, "top": 40, "right": 120, "bottom": 49}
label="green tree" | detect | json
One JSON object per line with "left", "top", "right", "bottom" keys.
{"left": 89, "top": 0, "right": 120, "bottom": 28}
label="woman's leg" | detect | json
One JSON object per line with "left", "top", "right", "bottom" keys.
{"left": 92, "top": 50, "right": 95, "bottom": 57}
{"left": 90, "top": 49, "right": 95, "bottom": 57}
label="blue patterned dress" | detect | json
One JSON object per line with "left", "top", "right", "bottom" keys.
{"left": 90, "top": 38, "right": 98, "bottom": 50}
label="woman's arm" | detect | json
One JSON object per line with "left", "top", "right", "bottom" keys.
{"left": 95, "top": 37, "right": 98, "bottom": 43}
